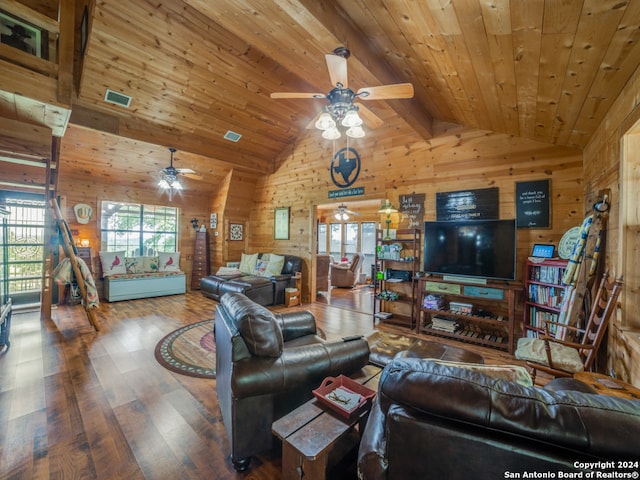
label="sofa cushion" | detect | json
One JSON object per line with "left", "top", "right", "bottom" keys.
{"left": 240, "top": 252, "right": 259, "bottom": 274}
{"left": 424, "top": 359, "right": 533, "bottom": 386}
{"left": 222, "top": 292, "right": 283, "bottom": 357}
{"left": 99, "top": 251, "right": 127, "bottom": 276}
{"left": 159, "top": 252, "right": 180, "bottom": 272}
{"left": 515, "top": 337, "right": 584, "bottom": 373}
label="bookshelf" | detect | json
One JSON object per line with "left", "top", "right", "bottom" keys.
{"left": 522, "top": 258, "right": 569, "bottom": 338}
{"left": 372, "top": 228, "right": 420, "bottom": 329}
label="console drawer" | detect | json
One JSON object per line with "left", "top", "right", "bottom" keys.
{"left": 463, "top": 285, "right": 504, "bottom": 300}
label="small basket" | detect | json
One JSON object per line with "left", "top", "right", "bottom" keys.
{"left": 312, "top": 375, "right": 376, "bottom": 420}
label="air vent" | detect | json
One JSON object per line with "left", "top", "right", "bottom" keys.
{"left": 224, "top": 130, "right": 242, "bottom": 142}
{"left": 104, "top": 89, "right": 132, "bottom": 108}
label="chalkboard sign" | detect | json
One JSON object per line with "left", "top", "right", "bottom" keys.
{"left": 516, "top": 179, "right": 550, "bottom": 228}
{"left": 436, "top": 187, "right": 499, "bottom": 220}
{"left": 399, "top": 193, "right": 425, "bottom": 229}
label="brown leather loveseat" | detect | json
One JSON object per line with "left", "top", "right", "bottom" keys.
{"left": 215, "top": 292, "right": 370, "bottom": 471}
{"left": 358, "top": 358, "right": 640, "bottom": 479}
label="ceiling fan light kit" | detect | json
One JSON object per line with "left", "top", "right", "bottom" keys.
{"left": 271, "top": 47, "right": 414, "bottom": 141}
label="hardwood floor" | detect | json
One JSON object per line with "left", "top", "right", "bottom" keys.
{"left": 0, "top": 289, "right": 540, "bottom": 479}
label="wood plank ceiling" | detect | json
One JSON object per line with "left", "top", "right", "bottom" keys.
{"left": 6, "top": 0, "right": 640, "bottom": 189}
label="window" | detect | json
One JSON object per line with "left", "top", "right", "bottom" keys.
{"left": 100, "top": 201, "right": 178, "bottom": 255}
{"left": 318, "top": 223, "right": 327, "bottom": 254}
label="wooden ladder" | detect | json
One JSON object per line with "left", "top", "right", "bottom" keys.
{"left": 50, "top": 198, "right": 99, "bottom": 331}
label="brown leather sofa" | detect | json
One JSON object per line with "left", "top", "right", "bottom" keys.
{"left": 215, "top": 292, "right": 370, "bottom": 471}
{"left": 358, "top": 358, "right": 640, "bottom": 479}
{"left": 200, "top": 253, "right": 302, "bottom": 305}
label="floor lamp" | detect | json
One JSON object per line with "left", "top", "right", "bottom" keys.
{"left": 378, "top": 199, "right": 398, "bottom": 240}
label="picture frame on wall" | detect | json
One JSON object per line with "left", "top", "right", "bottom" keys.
{"left": 0, "top": 10, "right": 48, "bottom": 59}
{"left": 274, "top": 207, "right": 290, "bottom": 240}
{"left": 229, "top": 223, "right": 243, "bottom": 241}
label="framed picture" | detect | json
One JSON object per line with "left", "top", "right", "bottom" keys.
{"left": 516, "top": 179, "right": 550, "bottom": 228}
{"left": 0, "top": 10, "right": 47, "bottom": 59}
{"left": 274, "top": 207, "right": 290, "bottom": 240}
{"left": 229, "top": 223, "right": 243, "bottom": 241}
{"left": 210, "top": 212, "right": 217, "bottom": 229}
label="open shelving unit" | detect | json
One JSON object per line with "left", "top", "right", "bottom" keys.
{"left": 522, "top": 258, "right": 569, "bottom": 339}
{"left": 372, "top": 228, "right": 420, "bottom": 330}
{"left": 417, "top": 276, "right": 520, "bottom": 353}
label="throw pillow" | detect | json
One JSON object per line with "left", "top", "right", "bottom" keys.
{"left": 254, "top": 259, "right": 269, "bottom": 276}
{"left": 515, "top": 337, "right": 584, "bottom": 374}
{"left": 158, "top": 252, "right": 180, "bottom": 272}
{"left": 264, "top": 253, "right": 285, "bottom": 277}
{"left": 427, "top": 358, "right": 534, "bottom": 387}
{"left": 142, "top": 256, "right": 159, "bottom": 273}
{"left": 239, "top": 252, "right": 258, "bottom": 274}
{"left": 99, "top": 251, "right": 127, "bottom": 276}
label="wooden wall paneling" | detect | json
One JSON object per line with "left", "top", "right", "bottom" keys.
{"left": 583, "top": 54, "right": 640, "bottom": 385}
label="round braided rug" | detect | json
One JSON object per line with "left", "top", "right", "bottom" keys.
{"left": 154, "top": 319, "right": 216, "bottom": 378}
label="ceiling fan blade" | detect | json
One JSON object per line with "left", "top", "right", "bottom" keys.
{"left": 176, "top": 168, "right": 196, "bottom": 174}
{"left": 355, "top": 103, "right": 384, "bottom": 129}
{"left": 326, "top": 54, "right": 348, "bottom": 88}
{"left": 271, "top": 92, "right": 326, "bottom": 99}
{"left": 181, "top": 172, "right": 203, "bottom": 181}
{"left": 357, "top": 83, "right": 414, "bottom": 100}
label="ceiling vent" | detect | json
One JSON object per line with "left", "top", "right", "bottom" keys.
{"left": 224, "top": 130, "right": 242, "bottom": 142}
{"left": 104, "top": 89, "right": 132, "bottom": 108}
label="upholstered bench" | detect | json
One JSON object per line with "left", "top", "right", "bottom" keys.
{"left": 366, "top": 330, "right": 484, "bottom": 366}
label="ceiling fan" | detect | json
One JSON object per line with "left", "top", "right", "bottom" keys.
{"left": 271, "top": 47, "right": 414, "bottom": 139}
{"left": 160, "top": 148, "right": 202, "bottom": 183}
{"left": 334, "top": 203, "right": 360, "bottom": 221}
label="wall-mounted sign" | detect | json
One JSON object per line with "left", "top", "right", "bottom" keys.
{"left": 436, "top": 187, "right": 499, "bottom": 220}
{"left": 328, "top": 187, "right": 364, "bottom": 199}
{"left": 330, "top": 147, "right": 361, "bottom": 188}
{"left": 516, "top": 179, "right": 550, "bottom": 228}
{"left": 399, "top": 193, "right": 425, "bottom": 229}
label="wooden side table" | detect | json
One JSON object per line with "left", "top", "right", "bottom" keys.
{"left": 272, "top": 365, "right": 381, "bottom": 480}
{"left": 285, "top": 272, "right": 302, "bottom": 307}
{"left": 573, "top": 372, "right": 640, "bottom": 400}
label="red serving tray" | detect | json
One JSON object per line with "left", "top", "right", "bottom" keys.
{"left": 312, "top": 375, "right": 376, "bottom": 420}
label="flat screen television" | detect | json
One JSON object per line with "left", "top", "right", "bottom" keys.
{"left": 423, "top": 219, "right": 517, "bottom": 281}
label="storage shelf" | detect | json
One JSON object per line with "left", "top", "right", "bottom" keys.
{"left": 522, "top": 259, "right": 568, "bottom": 339}
{"left": 417, "top": 277, "right": 520, "bottom": 353}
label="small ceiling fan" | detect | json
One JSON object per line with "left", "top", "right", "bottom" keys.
{"left": 334, "top": 203, "right": 360, "bottom": 221}
{"left": 271, "top": 47, "right": 414, "bottom": 138}
{"left": 160, "top": 148, "right": 202, "bottom": 182}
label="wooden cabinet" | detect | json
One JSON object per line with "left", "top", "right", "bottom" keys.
{"left": 417, "top": 277, "right": 520, "bottom": 353}
{"left": 373, "top": 228, "right": 420, "bottom": 329}
{"left": 191, "top": 231, "right": 210, "bottom": 290}
{"left": 522, "top": 258, "right": 569, "bottom": 339}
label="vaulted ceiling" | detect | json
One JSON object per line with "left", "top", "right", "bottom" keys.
{"left": 6, "top": 0, "right": 640, "bottom": 185}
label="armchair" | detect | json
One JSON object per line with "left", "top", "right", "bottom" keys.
{"left": 214, "top": 292, "right": 370, "bottom": 471}
{"left": 331, "top": 252, "right": 364, "bottom": 288}
{"left": 515, "top": 272, "right": 623, "bottom": 383}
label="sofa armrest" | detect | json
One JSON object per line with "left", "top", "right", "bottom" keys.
{"left": 230, "top": 339, "right": 369, "bottom": 398}
{"left": 274, "top": 310, "right": 317, "bottom": 341}
{"left": 357, "top": 397, "right": 388, "bottom": 480}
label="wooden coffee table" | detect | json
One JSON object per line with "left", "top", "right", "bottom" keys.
{"left": 573, "top": 372, "right": 640, "bottom": 400}
{"left": 272, "top": 364, "right": 382, "bottom": 480}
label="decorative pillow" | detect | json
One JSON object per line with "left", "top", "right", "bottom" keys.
{"left": 142, "top": 256, "right": 159, "bottom": 273}
{"left": 239, "top": 252, "right": 259, "bottom": 274}
{"left": 264, "top": 253, "right": 285, "bottom": 277}
{"left": 99, "top": 251, "right": 127, "bottom": 276}
{"left": 254, "top": 259, "right": 269, "bottom": 276}
{"left": 428, "top": 358, "right": 534, "bottom": 387}
{"left": 515, "top": 337, "right": 584, "bottom": 374}
{"left": 125, "top": 257, "right": 142, "bottom": 274}
{"left": 158, "top": 252, "right": 180, "bottom": 272}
